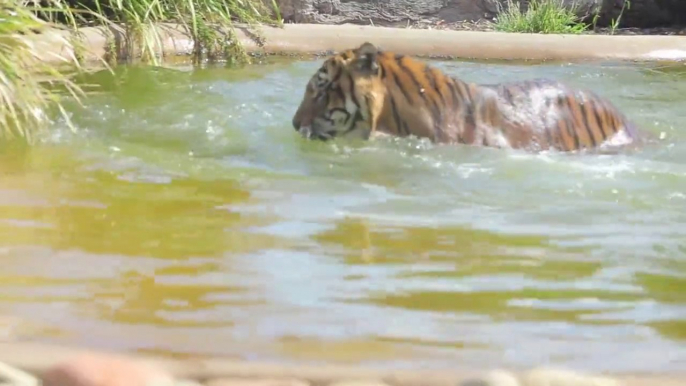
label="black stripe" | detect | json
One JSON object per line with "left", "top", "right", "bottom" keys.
{"left": 462, "top": 82, "right": 476, "bottom": 104}
{"left": 341, "top": 111, "right": 362, "bottom": 136}
{"left": 573, "top": 93, "right": 597, "bottom": 148}
{"left": 396, "top": 56, "right": 425, "bottom": 99}
{"left": 397, "top": 57, "right": 444, "bottom": 140}
{"left": 598, "top": 99, "right": 620, "bottom": 136}
{"left": 589, "top": 100, "right": 609, "bottom": 142}
{"left": 450, "top": 78, "right": 472, "bottom": 111}
{"left": 557, "top": 96, "right": 580, "bottom": 150}
{"left": 554, "top": 117, "right": 569, "bottom": 152}
{"left": 347, "top": 72, "right": 360, "bottom": 109}
{"left": 390, "top": 95, "right": 404, "bottom": 136}
{"left": 502, "top": 86, "right": 515, "bottom": 105}
{"left": 330, "top": 68, "right": 341, "bottom": 84}
{"left": 330, "top": 83, "right": 344, "bottom": 101}
{"left": 447, "top": 78, "right": 460, "bottom": 108}
{"left": 427, "top": 69, "right": 448, "bottom": 141}
{"left": 422, "top": 69, "right": 444, "bottom": 141}
{"left": 544, "top": 98, "right": 555, "bottom": 148}
{"left": 578, "top": 101, "right": 600, "bottom": 145}
{"left": 388, "top": 67, "right": 412, "bottom": 103}
{"left": 453, "top": 79, "right": 476, "bottom": 141}
{"left": 425, "top": 66, "right": 446, "bottom": 106}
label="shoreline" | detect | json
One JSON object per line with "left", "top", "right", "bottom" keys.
{"left": 1, "top": 341, "right": 685, "bottom": 386}
{"left": 29, "top": 22, "right": 686, "bottom": 67}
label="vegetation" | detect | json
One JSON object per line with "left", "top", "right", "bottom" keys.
{"left": 30, "top": 0, "right": 282, "bottom": 65}
{"left": 607, "top": 0, "right": 631, "bottom": 35}
{"left": 0, "top": 0, "right": 282, "bottom": 144}
{"left": 0, "top": 3, "right": 84, "bottom": 143}
{"left": 494, "top": 0, "right": 589, "bottom": 34}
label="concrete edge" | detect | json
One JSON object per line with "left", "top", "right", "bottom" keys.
{"left": 1, "top": 342, "right": 685, "bottom": 386}
{"left": 24, "top": 22, "right": 686, "bottom": 67}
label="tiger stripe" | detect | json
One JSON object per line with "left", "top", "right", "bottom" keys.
{"left": 291, "top": 42, "right": 642, "bottom": 152}
{"left": 565, "top": 94, "right": 594, "bottom": 149}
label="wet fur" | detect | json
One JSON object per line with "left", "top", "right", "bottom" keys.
{"left": 291, "top": 42, "right": 643, "bottom": 152}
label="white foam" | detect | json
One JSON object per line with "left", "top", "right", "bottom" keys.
{"left": 642, "top": 49, "right": 686, "bottom": 60}
{"left": 600, "top": 129, "right": 635, "bottom": 149}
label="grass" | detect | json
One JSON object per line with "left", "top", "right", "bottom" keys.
{"left": 0, "top": 3, "right": 84, "bottom": 143}
{"left": 494, "top": 0, "right": 590, "bottom": 34}
{"left": 0, "top": 0, "right": 282, "bottom": 144}
{"left": 31, "top": 0, "right": 283, "bottom": 65}
{"left": 75, "top": 0, "right": 282, "bottom": 65}
{"left": 608, "top": 0, "right": 631, "bottom": 35}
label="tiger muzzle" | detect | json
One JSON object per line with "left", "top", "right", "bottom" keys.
{"left": 297, "top": 126, "right": 335, "bottom": 141}
{"left": 298, "top": 126, "right": 313, "bottom": 138}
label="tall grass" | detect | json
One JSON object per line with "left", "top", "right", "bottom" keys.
{"left": 1, "top": 0, "right": 281, "bottom": 143}
{"left": 76, "top": 0, "right": 282, "bottom": 65}
{"left": 26, "top": 0, "right": 282, "bottom": 65}
{"left": 0, "top": 3, "right": 84, "bottom": 143}
{"left": 494, "top": 0, "right": 590, "bottom": 34}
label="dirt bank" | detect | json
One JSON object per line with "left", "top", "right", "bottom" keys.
{"left": 0, "top": 342, "right": 685, "bottom": 386}
{"left": 31, "top": 23, "right": 686, "bottom": 66}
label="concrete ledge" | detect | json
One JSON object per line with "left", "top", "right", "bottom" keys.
{"left": 27, "top": 23, "right": 686, "bottom": 67}
{"left": 246, "top": 24, "right": 686, "bottom": 62}
{"left": 1, "top": 342, "right": 685, "bottom": 386}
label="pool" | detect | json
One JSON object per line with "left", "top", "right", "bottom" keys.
{"left": 0, "top": 57, "right": 684, "bottom": 374}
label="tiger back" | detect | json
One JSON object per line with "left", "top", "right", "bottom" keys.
{"left": 291, "top": 41, "right": 642, "bottom": 152}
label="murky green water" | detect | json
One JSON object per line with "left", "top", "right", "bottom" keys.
{"left": 1, "top": 57, "right": 685, "bottom": 374}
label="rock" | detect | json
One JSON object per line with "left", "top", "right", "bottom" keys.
{"left": 274, "top": 0, "right": 685, "bottom": 30}
{"left": 275, "top": 0, "right": 508, "bottom": 25}
{"left": 205, "top": 378, "right": 311, "bottom": 386}
{"left": 598, "top": 0, "right": 686, "bottom": 28}
{"left": 460, "top": 370, "right": 520, "bottom": 386}
{"left": 458, "top": 368, "right": 622, "bottom": 386}
{"left": 41, "top": 353, "right": 175, "bottom": 386}
{"left": 520, "top": 368, "right": 621, "bottom": 386}
{"left": 328, "top": 381, "right": 391, "bottom": 386}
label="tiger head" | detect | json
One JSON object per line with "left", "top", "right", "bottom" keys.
{"left": 291, "top": 42, "right": 386, "bottom": 141}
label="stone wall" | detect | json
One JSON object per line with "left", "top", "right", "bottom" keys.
{"left": 603, "top": 0, "right": 686, "bottom": 28}
{"left": 275, "top": 0, "right": 686, "bottom": 29}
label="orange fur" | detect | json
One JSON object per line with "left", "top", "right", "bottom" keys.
{"left": 291, "top": 42, "right": 641, "bottom": 152}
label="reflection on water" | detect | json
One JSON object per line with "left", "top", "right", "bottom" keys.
{"left": 0, "top": 58, "right": 685, "bottom": 373}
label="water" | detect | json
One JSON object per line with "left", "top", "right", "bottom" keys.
{"left": 0, "top": 57, "right": 685, "bottom": 374}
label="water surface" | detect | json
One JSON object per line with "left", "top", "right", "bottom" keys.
{"left": 0, "top": 57, "right": 685, "bottom": 374}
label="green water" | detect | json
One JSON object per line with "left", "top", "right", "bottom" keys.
{"left": 0, "top": 58, "right": 685, "bottom": 374}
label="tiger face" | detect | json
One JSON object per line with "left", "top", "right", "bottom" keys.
{"left": 291, "top": 43, "right": 384, "bottom": 141}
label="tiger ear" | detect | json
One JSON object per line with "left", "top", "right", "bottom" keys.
{"left": 353, "top": 42, "right": 379, "bottom": 75}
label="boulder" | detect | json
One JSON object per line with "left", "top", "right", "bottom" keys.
{"left": 275, "top": 0, "right": 685, "bottom": 29}
{"left": 600, "top": 0, "right": 686, "bottom": 28}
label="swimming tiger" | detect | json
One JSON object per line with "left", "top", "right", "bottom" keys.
{"left": 291, "top": 42, "right": 643, "bottom": 152}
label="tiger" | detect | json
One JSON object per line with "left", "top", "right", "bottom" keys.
{"left": 291, "top": 41, "right": 644, "bottom": 152}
